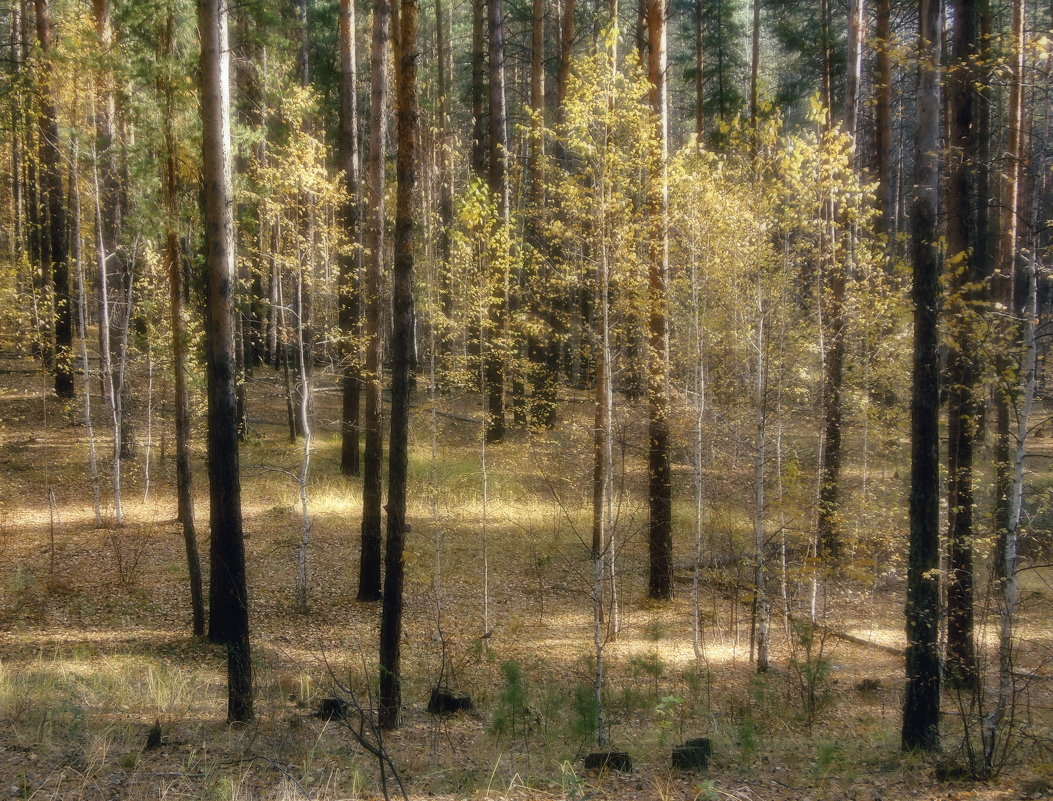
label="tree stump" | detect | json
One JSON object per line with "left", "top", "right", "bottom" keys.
{"left": 672, "top": 737, "right": 711, "bottom": 771}
{"left": 427, "top": 686, "right": 473, "bottom": 715}
{"left": 584, "top": 751, "right": 632, "bottom": 772}
{"left": 316, "top": 697, "right": 350, "bottom": 721}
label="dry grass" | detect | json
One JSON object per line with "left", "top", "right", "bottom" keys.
{"left": 0, "top": 346, "right": 1050, "bottom": 800}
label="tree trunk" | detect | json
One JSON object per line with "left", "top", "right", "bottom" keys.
{"left": 379, "top": 0, "right": 418, "bottom": 730}
{"left": 339, "top": 0, "right": 362, "bottom": 477}
{"left": 984, "top": 0, "right": 1028, "bottom": 768}
{"left": 93, "top": 0, "right": 135, "bottom": 455}
{"left": 484, "top": 0, "right": 508, "bottom": 444}
{"left": 91, "top": 150, "right": 123, "bottom": 524}
{"left": 816, "top": 266, "right": 846, "bottom": 561}
{"left": 816, "top": 0, "right": 862, "bottom": 563}
{"left": 993, "top": 0, "right": 1025, "bottom": 581}
{"left": 902, "top": 0, "right": 941, "bottom": 752}
{"left": 943, "top": 0, "right": 982, "bottom": 688}
{"left": 73, "top": 176, "right": 103, "bottom": 524}
{"left": 646, "top": 0, "right": 672, "bottom": 601}
{"left": 161, "top": 12, "right": 205, "bottom": 638}
{"left": 358, "top": 0, "right": 390, "bottom": 603}
{"left": 986, "top": 116, "right": 1042, "bottom": 769}
{"left": 200, "top": 0, "right": 253, "bottom": 721}
{"left": 34, "top": 0, "right": 73, "bottom": 399}
{"left": 873, "top": 0, "right": 895, "bottom": 236}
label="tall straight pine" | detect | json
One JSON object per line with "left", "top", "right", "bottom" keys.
{"left": 902, "top": 0, "right": 941, "bottom": 752}
{"left": 379, "top": 0, "right": 419, "bottom": 731}
{"left": 200, "top": 0, "right": 253, "bottom": 722}
{"left": 646, "top": 0, "right": 673, "bottom": 601}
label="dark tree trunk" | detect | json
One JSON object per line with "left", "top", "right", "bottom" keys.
{"left": 161, "top": 12, "right": 205, "bottom": 638}
{"left": 816, "top": 270, "right": 846, "bottom": 561}
{"left": 902, "top": 0, "right": 941, "bottom": 752}
{"left": 944, "top": 0, "right": 983, "bottom": 688}
{"left": 379, "top": 0, "right": 418, "bottom": 731}
{"left": 34, "top": 0, "right": 73, "bottom": 398}
{"left": 358, "top": 0, "right": 390, "bottom": 603}
{"left": 200, "top": 0, "right": 253, "bottom": 721}
{"left": 646, "top": 0, "right": 672, "bottom": 601}
{"left": 339, "top": 0, "right": 363, "bottom": 477}
{"left": 484, "top": 0, "right": 508, "bottom": 443}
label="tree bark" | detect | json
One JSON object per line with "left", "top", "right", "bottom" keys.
{"left": 34, "top": 0, "right": 73, "bottom": 398}
{"left": 161, "top": 11, "right": 205, "bottom": 638}
{"left": 816, "top": 0, "right": 863, "bottom": 563}
{"left": 339, "top": 0, "right": 363, "bottom": 477}
{"left": 902, "top": 0, "right": 941, "bottom": 752}
{"left": 985, "top": 0, "right": 1027, "bottom": 766}
{"left": 873, "top": 0, "right": 895, "bottom": 236}
{"left": 943, "top": 0, "right": 982, "bottom": 688}
{"left": 646, "top": 0, "right": 672, "bottom": 601}
{"left": 484, "top": 0, "right": 508, "bottom": 443}
{"left": 379, "top": 0, "right": 418, "bottom": 731}
{"left": 200, "top": 0, "right": 253, "bottom": 721}
{"left": 993, "top": 0, "right": 1025, "bottom": 581}
{"left": 359, "top": 0, "right": 390, "bottom": 603}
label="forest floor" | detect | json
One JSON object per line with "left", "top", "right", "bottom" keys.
{"left": 0, "top": 344, "right": 1051, "bottom": 800}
